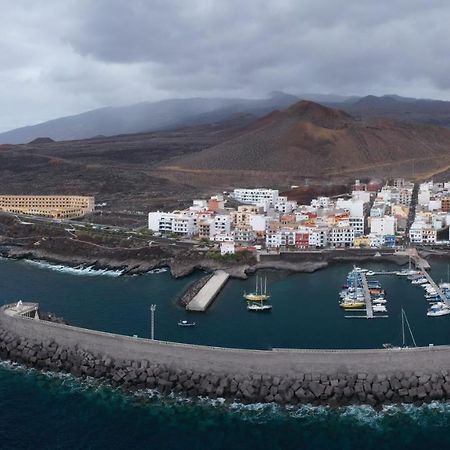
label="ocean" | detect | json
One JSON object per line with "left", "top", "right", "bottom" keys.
{"left": 2, "top": 257, "right": 450, "bottom": 449}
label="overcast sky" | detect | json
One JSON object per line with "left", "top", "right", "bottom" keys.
{"left": 1, "top": 0, "right": 450, "bottom": 132}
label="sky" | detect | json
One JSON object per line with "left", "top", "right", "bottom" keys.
{"left": 1, "top": 0, "right": 450, "bottom": 132}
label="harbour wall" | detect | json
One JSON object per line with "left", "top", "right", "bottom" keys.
{"left": 2, "top": 304, "right": 450, "bottom": 406}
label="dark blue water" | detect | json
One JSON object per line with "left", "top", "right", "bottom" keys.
{"left": 3, "top": 257, "right": 450, "bottom": 448}
{"left": 2, "top": 258, "right": 450, "bottom": 349}
{"left": 2, "top": 361, "right": 450, "bottom": 450}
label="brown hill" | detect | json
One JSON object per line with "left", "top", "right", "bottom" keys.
{"left": 164, "top": 100, "right": 450, "bottom": 180}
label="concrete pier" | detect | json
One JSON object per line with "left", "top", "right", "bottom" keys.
{"left": 360, "top": 273, "right": 374, "bottom": 319}
{"left": 186, "top": 270, "right": 230, "bottom": 311}
{"left": 4, "top": 302, "right": 450, "bottom": 406}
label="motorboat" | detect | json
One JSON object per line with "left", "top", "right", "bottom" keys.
{"left": 427, "top": 302, "right": 450, "bottom": 317}
{"left": 178, "top": 320, "right": 196, "bottom": 327}
{"left": 411, "top": 277, "right": 428, "bottom": 285}
{"left": 372, "top": 298, "right": 387, "bottom": 304}
{"left": 366, "top": 271, "right": 376, "bottom": 276}
{"left": 339, "top": 300, "right": 365, "bottom": 309}
{"left": 247, "top": 302, "right": 272, "bottom": 312}
{"left": 397, "top": 269, "right": 421, "bottom": 277}
{"left": 373, "top": 304, "right": 387, "bottom": 313}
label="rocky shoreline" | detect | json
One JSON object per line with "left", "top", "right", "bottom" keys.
{"left": 2, "top": 324, "right": 450, "bottom": 408}
{"left": 0, "top": 238, "right": 421, "bottom": 281}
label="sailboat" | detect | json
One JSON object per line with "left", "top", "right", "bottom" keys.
{"left": 384, "top": 308, "right": 417, "bottom": 348}
{"left": 396, "top": 256, "right": 420, "bottom": 277}
{"left": 243, "top": 276, "right": 270, "bottom": 301}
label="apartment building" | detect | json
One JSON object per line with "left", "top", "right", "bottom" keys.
{"left": 0, "top": 195, "right": 95, "bottom": 219}
{"left": 231, "top": 188, "right": 279, "bottom": 206}
{"left": 148, "top": 211, "right": 196, "bottom": 236}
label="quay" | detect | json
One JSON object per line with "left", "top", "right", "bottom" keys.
{"left": 186, "top": 270, "right": 230, "bottom": 311}
{"left": 360, "top": 272, "right": 374, "bottom": 319}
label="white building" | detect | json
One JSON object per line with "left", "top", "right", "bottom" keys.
{"left": 409, "top": 221, "right": 437, "bottom": 244}
{"left": 220, "top": 241, "right": 235, "bottom": 255}
{"left": 349, "top": 216, "right": 365, "bottom": 236}
{"left": 232, "top": 188, "right": 279, "bottom": 206}
{"left": 249, "top": 214, "right": 267, "bottom": 232}
{"left": 308, "top": 228, "right": 328, "bottom": 248}
{"left": 148, "top": 212, "right": 196, "bottom": 236}
{"left": 329, "top": 227, "right": 354, "bottom": 247}
{"left": 210, "top": 214, "right": 231, "bottom": 238}
{"left": 336, "top": 198, "right": 368, "bottom": 217}
{"left": 370, "top": 216, "right": 396, "bottom": 236}
{"left": 274, "top": 196, "right": 297, "bottom": 214}
{"left": 311, "top": 197, "right": 332, "bottom": 209}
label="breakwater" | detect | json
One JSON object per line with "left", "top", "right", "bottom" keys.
{"left": 2, "top": 303, "right": 450, "bottom": 407}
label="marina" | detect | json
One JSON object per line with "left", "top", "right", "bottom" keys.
{"left": 2, "top": 257, "right": 450, "bottom": 349}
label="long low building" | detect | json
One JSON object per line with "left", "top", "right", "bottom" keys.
{"left": 0, "top": 195, "right": 95, "bottom": 219}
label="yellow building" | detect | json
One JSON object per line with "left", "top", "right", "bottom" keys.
{"left": 0, "top": 195, "right": 95, "bottom": 219}
{"left": 230, "top": 205, "right": 260, "bottom": 226}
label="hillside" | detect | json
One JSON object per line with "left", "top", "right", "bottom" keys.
{"left": 0, "top": 93, "right": 299, "bottom": 144}
{"left": 341, "top": 95, "right": 450, "bottom": 128}
{"left": 165, "top": 100, "right": 450, "bottom": 179}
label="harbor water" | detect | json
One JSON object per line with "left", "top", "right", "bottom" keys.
{"left": 2, "top": 257, "right": 450, "bottom": 448}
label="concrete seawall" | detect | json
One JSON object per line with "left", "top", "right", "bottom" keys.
{"left": 2, "top": 303, "right": 450, "bottom": 406}
{"left": 186, "top": 270, "right": 230, "bottom": 311}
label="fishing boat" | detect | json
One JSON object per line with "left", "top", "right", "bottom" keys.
{"left": 427, "top": 302, "right": 450, "bottom": 317}
{"left": 243, "top": 276, "right": 270, "bottom": 301}
{"left": 178, "top": 320, "right": 196, "bottom": 327}
{"left": 247, "top": 301, "right": 272, "bottom": 312}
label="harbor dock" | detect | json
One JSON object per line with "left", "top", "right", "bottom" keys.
{"left": 186, "top": 270, "right": 230, "bottom": 311}
{"left": 360, "top": 273, "right": 374, "bottom": 319}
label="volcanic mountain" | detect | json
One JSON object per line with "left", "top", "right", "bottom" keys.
{"left": 164, "top": 100, "right": 450, "bottom": 179}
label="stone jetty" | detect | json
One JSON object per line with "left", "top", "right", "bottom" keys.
{"left": 186, "top": 270, "right": 229, "bottom": 311}
{"left": 2, "top": 302, "right": 450, "bottom": 407}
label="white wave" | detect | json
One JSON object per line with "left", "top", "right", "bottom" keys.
{"left": 21, "top": 259, "right": 125, "bottom": 277}
{"left": 148, "top": 268, "right": 168, "bottom": 274}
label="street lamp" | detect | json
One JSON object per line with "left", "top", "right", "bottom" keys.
{"left": 150, "top": 304, "right": 156, "bottom": 340}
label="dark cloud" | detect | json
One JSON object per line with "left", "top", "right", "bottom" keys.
{"left": 1, "top": 0, "right": 450, "bottom": 131}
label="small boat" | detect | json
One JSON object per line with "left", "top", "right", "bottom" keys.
{"left": 353, "top": 266, "right": 369, "bottom": 273}
{"left": 178, "top": 320, "right": 196, "bottom": 327}
{"left": 339, "top": 301, "right": 365, "bottom": 309}
{"left": 427, "top": 302, "right": 450, "bottom": 317}
{"left": 247, "top": 302, "right": 272, "bottom": 312}
{"left": 373, "top": 304, "right": 387, "bottom": 313}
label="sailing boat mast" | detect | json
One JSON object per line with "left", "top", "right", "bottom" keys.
{"left": 401, "top": 308, "right": 406, "bottom": 347}
{"left": 401, "top": 308, "right": 417, "bottom": 348}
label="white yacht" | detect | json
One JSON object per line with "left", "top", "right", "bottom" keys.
{"left": 373, "top": 304, "right": 387, "bottom": 313}
{"left": 427, "top": 302, "right": 450, "bottom": 317}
